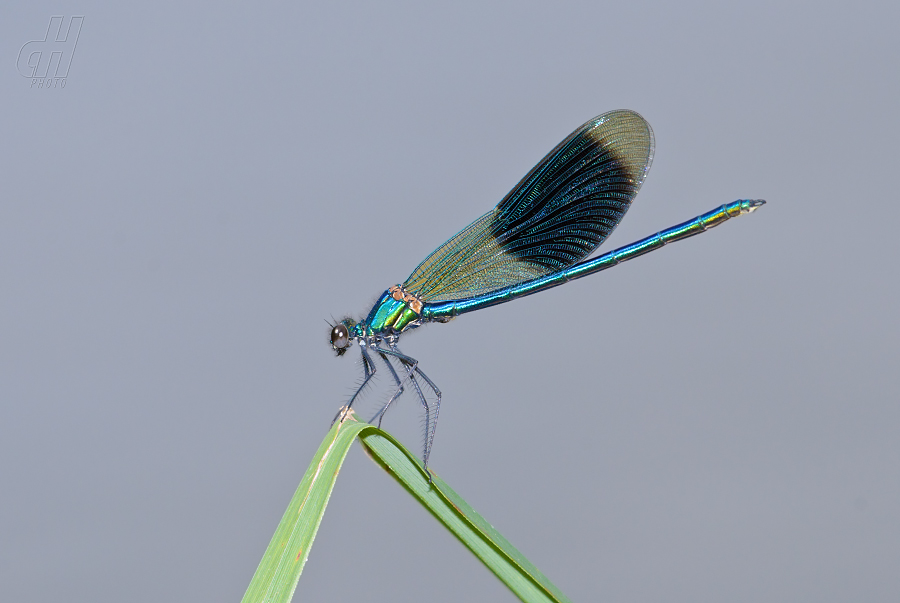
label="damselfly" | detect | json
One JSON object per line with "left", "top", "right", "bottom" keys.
{"left": 329, "top": 110, "right": 764, "bottom": 469}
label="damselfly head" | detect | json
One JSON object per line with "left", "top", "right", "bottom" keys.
{"left": 328, "top": 318, "right": 356, "bottom": 356}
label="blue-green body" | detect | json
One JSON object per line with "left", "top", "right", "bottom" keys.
{"left": 357, "top": 291, "right": 422, "bottom": 336}
{"left": 358, "top": 199, "right": 762, "bottom": 334}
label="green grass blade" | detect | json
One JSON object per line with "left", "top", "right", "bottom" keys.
{"left": 359, "top": 429, "right": 573, "bottom": 603}
{"left": 242, "top": 409, "right": 572, "bottom": 603}
{"left": 241, "top": 411, "right": 368, "bottom": 603}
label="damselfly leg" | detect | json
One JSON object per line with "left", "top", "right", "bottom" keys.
{"left": 332, "top": 341, "right": 377, "bottom": 425}
{"left": 375, "top": 345, "right": 442, "bottom": 469}
{"left": 370, "top": 351, "right": 405, "bottom": 428}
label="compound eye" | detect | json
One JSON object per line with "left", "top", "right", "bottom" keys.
{"left": 331, "top": 324, "right": 350, "bottom": 349}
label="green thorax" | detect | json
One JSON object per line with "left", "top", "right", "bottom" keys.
{"left": 362, "top": 288, "right": 422, "bottom": 336}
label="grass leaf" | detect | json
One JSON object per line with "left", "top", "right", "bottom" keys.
{"left": 240, "top": 411, "right": 368, "bottom": 603}
{"left": 242, "top": 409, "right": 572, "bottom": 603}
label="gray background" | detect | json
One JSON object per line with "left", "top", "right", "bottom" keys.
{"left": 1, "top": 1, "right": 897, "bottom": 601}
